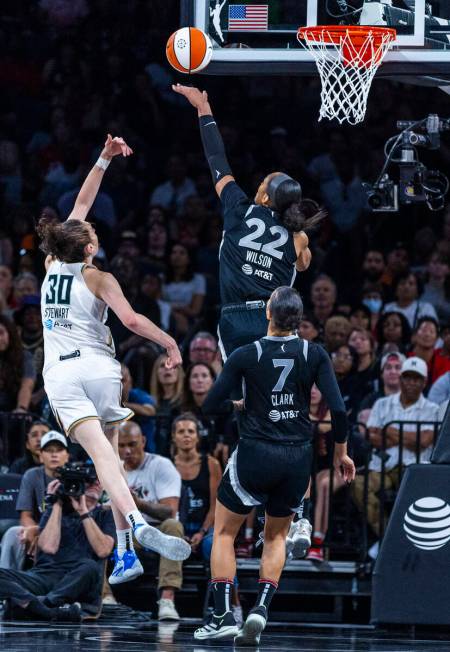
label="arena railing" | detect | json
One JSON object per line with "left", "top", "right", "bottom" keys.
{"left": 376, "top": 419, "right": 442, "bottom": 541}
{"left": 1, "top": 412, "right": 442, "bottom": 566}
{"left": 317, "top": 419, "right": 442, "bottom": 562}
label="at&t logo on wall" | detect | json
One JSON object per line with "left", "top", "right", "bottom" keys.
{"left": 403, "top": 497, "right": 450, "bottom": 551}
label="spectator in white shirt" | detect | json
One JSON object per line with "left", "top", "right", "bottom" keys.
{"left": 118, "top": 421, "right": 184, "bottom": 621}
{"left": 150, "top": 155, "right": 197, "bottom": 216}
{"left": 352, "top": 357, "right": 440, "bottom": 537}
{"left": 162, "top": 244, "right": 206, "bottom": 337}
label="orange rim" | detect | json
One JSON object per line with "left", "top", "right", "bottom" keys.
{"left": 298, "top": 25, "right": 396, "bottom": 48}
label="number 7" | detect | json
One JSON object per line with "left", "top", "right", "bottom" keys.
{"left": 272, "top": 359, "right": 294, "bottom": 392}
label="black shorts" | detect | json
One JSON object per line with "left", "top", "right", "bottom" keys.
{"left": 218, "top": 302, "right": 268, "bottom": 360}
{"left": 218, "top": 438, "right": 313, "bottom": 518}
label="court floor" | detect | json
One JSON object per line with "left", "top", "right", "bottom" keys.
{"left": 1, "top": 616, "right": 450, "bottom": 652}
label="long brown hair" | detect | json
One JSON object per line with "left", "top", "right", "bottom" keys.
{"left": 150, "top": 353, "right": 185, "bottom": 407}
{"left": 0, "top": 315, "right": 24, "bottom": 398}
{"left": 36, "top": 217, "right": 92, "bottom": 263}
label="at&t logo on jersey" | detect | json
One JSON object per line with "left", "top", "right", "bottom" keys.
{"left": 241, "top": 262, "right": 273, "bottom": 281}
{"left": 44, "top": 319, "right": 53, "bottom": 330}
{"left": 268, "top": 408, "right": 299, "bottom": 422}
{"left": 269, "top": 410, "right": 281, "bottom": 422}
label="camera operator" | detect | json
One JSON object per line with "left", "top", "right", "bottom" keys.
{"left": 0, "top": 430, "right": 68, "bottom": 570}
{"left": 0, "top": 466, "right": 115, "bottom": 621}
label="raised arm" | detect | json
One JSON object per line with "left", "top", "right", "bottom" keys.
{"left": 172, "top": 84, "right": 234, "bottom": 197}
{"left": 202, "top": 348, "right": 247, "bottom": 414}
{"left": 85, "top": 268, "right": 182, "bottom": 368}
{"left": 67, "top": 134, "right": 133, "bottom": 222}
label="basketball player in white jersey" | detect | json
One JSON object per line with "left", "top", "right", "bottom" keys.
{"left": 38, "top": 134, "right": 191, "bottom": 584}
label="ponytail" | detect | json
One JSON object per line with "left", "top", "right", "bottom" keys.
{"left": 36, "top": 216, "right": 91, "bottom": 263}
{"left": 281, "top": 198, "right": 327, "bottom": 234}
{"left": 267, "top": 173, "right": 326, "bottom": 233}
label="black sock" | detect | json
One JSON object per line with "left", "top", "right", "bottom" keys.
{"left": 210, "top": 578, "right": 233, "bottom": 615}
{"left": 297, "top": 498, "right": 311, "bottom": 521}
{"left": 255, "top": 578, "right": 278, "bottom": 612}
{"left": 302, "top": 498, "right": 311, "bottom": 521}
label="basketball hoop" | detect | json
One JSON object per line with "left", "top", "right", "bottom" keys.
{"left": 298, "top": 26, "right": 396, "bottom": 125}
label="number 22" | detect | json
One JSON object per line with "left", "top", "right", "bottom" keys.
{"left": 238, "top": 217, "right": 288, "bottom": 260}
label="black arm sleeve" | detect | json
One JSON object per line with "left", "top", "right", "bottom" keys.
{"left": 202, "top": 347, "right": 248, "bottom": 416}
{"left": 314, "top": 347, "right": 349, "bottom": 444}
{"left": 199, "top": 114, "right": 233, "bottom": 184}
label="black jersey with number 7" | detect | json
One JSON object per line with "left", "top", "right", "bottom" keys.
{"left": 203, "top": 335, "right": 349, "bottom": 445}
{"left": 219, "top": 181, "right": 298, "bottom": 304}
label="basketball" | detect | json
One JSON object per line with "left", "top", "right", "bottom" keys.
{"left": 166, "top": 27, "right": 213, "bottom": 74}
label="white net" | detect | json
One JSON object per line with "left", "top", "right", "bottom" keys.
{"left": 298, "top": 27, "right": 396, "bottom": 125}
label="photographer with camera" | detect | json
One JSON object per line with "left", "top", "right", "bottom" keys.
{"left": 0, "top": 459, "right": 115, "bottom": 621}
{"left": 0, "top": 430, "right": 69, "bottom": 570}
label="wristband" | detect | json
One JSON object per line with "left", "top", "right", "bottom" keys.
{"left": 95, "top": 156, "right": 111, "bottom": 171}
{"left": 80, "top": 512, "right": 92, "bottom": 521}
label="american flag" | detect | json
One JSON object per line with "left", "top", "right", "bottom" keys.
{"left": 228, "top": 4, "right": 268, "bottom": 32}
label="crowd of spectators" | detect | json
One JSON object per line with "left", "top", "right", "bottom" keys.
{"left": 0, "top": 0, "right": 450, "bottom": 621}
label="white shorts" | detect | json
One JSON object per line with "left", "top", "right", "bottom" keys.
{"left": 44, "top": 353, "right": 133, "bottom": 437}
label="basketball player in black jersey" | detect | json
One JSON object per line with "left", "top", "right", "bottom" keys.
{"left": 173, "top": 84, "right": 325, "bottom": 360}
{"left": 193, "top": 286, "right": 355, "bottom": 644}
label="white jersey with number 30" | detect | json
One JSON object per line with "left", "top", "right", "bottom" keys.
{"left": 41, "top": 260, "right": 115, "bottom": 374}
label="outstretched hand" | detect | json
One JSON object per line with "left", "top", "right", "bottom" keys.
{"left": 172, "top": 84, "right": 209, "bottom": 110}
{"left": 103, "top": 134, "right": 133, "bottom": 159}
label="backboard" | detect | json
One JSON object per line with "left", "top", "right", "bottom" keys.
{"left": 181, "top": 1, "right": 450, "bottom": 83}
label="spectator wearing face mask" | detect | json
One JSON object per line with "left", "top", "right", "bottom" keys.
{"left": 361, "top": 282, "right": 384, "bottom": 332}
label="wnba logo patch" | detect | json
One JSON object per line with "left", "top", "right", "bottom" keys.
{"left": 242, "top": 264, "right": 253, "bottom": 275}
{"left": 268, "top": 410, "right": 281, "bottom": 422}
{"left": 403, "top": 497, "right": 450, "bottom": 551}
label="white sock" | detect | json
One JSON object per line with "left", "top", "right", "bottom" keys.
{"left": 245, "top": 528, "right": 253, "bottom": 539}
{"left": 125, "top": 510, "right": 146, "bottom": 530}
{"left": 117, "top": 528, "right": 134, "bottom": 556}
{"left": 313, "top": 531, "right": 325, "bottom": 541}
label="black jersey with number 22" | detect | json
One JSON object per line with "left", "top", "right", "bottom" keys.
{"left": 219, "top": 182, "right": 297, "bottom": 304}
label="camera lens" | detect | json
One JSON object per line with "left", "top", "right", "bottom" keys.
{"left": 367, "top": 191, "right": 384, "bottom": 209}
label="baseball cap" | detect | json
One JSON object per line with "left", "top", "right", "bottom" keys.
{"left": 401, "top": 357, "right": 428, "bottom": 379}
{"left": 381, "top": 351, "right": 406, "bottom": 370}
{"left": 40, "top": 431, "right": 68, "bottom": 450}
